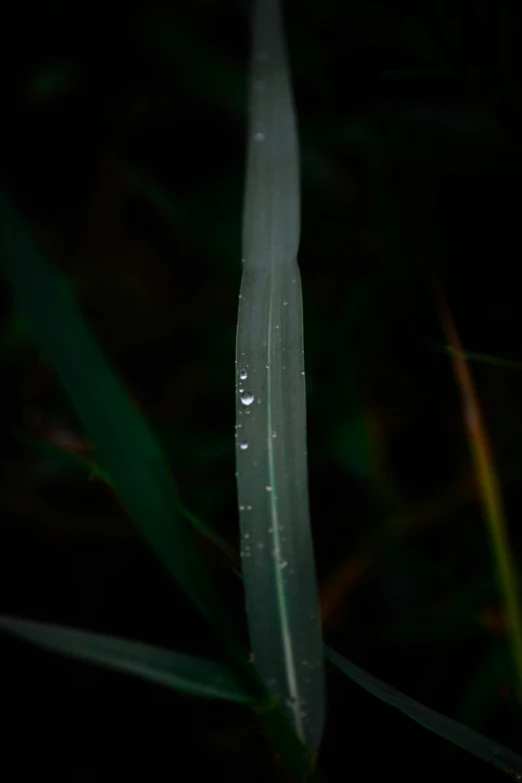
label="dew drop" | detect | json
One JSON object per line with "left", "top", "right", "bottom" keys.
{"left": 256, "top": 542, "right": 265, "bottom": 550}
{"left": 272, "top": 431, "right": 277, "bottom": 438}
{"left": 240, "top": 392, "right": 255, "bottom": 406}
{"left": 238, "top": 440, "right": 249, "bottom": 450}
{"left": 283, "top": 300, "right": 288, "bottom": 306}
{"left": 254, "top": 132, "right": 265, "bottom": 142}
{"left": 246, "top": 505, "right": 253, "bottom": 510}
{"left": 265, "top": 485, "right": 272, "bottom": 492}
{"left": 279, "top": 560, "right": 288, "bottom": 569}
{"left": 239, "top": 369, "right": 248, "bottom": 380}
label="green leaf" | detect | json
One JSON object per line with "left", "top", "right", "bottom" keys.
{"left": 326, "top": 645, "right": 522, "bottom": 778}
{"left": 0, "top": 615, "right": 255, "bottom": 704}
{"left": 235, "top": 0, "right": 325, "bottom": 752}
{"left": 0, "top": 189, "right": 221, "bottom": 623}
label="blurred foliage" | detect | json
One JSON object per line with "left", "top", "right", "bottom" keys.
{"left": 1, "top": 0, "right": 522, "bottom": 780}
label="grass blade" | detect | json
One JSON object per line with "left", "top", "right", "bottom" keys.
{"left": 433, "top": 279, "right": 522, "bottom": 698}
{"left": 0, "top": 615, "right": 255, "bottom": 704}
{"left": 235, "top": 0, "right": 325, "bottom": 751}
{"left": 0, "top": 189, "right": 221, "bottom": 623}
{"left": 325, "top": 645, "right": 522, "bottom": 779}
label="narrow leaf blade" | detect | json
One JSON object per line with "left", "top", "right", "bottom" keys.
{"left": 0, "top": 189, "right": 217, "bottom": 620}
{"left": 236, "top": 0, "right": 325, "bottom": 751}
{"left": 326, "top": 645, "right": 522, "bottom": 778}
{"left": 0, "top": 615, "right": 255, "bottom": 704}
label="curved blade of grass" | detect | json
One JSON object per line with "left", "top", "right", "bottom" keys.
{"left": 0, "top": 189, "right": 223, "bottom": 624}
{"left": 235, "top": 0, "right": 324, "bottom": 752}
{"left": 432, "top": 278, "right": 522, "bottom": 699}
{"left": 325, "top": 645, "right": 522, "bottom": 779}
{"left": 0, "top": 615, "right": 255, "bottom": 704}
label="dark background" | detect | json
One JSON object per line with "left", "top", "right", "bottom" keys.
{"left": 1, "top": 0, "right": 522, "bottom": 780}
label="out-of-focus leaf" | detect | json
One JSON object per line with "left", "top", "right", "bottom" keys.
{"left": 326, "top": 644, "right": 522, "bottom": 778}
{"left": 0, "top": 615, "right": 256, "bottom": 704}
{"left": 0, "top": 188, "right": 226, "bottom": 627}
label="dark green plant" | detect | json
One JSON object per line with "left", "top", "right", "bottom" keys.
{"left": 1, "top": 0, "right": 521, "bottom": 780}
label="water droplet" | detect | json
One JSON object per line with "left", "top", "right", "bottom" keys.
{"left": 301, "top": 371, "right": 305, "bottom": 375}
{"left": 256, "top": 398, "right": 262, "bottom": 404}
{"left": 239, "top": 440, "right": 249, "bottom": 450}
{"left": 238, "top": 386, "right": 244, "bottom": 393}
{"left": 246, "top": 505, "right": 253, "bottom": 510}
{"left": 283, "top": 300, "right": 288, "bottom": 306}
{"left": 248, "top": 651, "right": 255, "bottom": 663}
{"left": 254, "top": 132, "right": 265, "bottom": 142}
{"left": 265, "top": 485, "right": 272, "bottom": 492}
{"left": 240, "top": 392, "right": 255, "bottom": 406}
{"left": 239, "top": 369, "right": 248, "bottom": 380}
{"left": 244, "top": 532, "right": 251, "bottom": 539}
{"left": 265, "top": 364, "right": 269, "bottom": 369}
{"left": 275, "top": 325, "right": 279, "bottom": 329}
{"left": 279, "top": 560, "right": 288, "bottom": 569}
{"left": 256, "top": 542, "right": 265, "bottom": 550}
{"left": 239, "top": 505, "right": 245, "bottom": 510}
{"left": 272, "top": 431, "right": 277, "bottom": 438}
